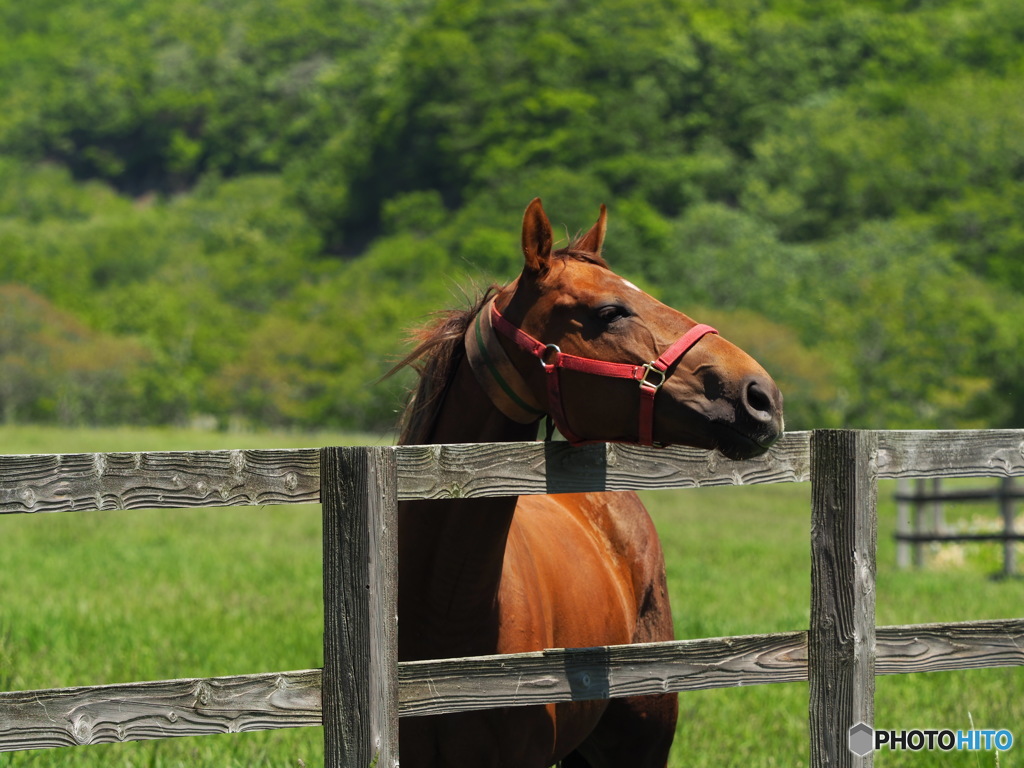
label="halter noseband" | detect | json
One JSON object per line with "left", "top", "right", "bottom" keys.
{"left": 486, "top": 300, "right": 717, "bottom": 446}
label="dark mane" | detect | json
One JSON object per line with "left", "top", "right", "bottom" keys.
{"left": 391, "top": 287, "right": 499, "bottom": 445}
{"left": 391, "top": 247, "right": 604, "bottom": 444}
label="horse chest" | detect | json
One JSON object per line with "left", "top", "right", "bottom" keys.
{"left": 497, "top": 495, "right": 637, "bottom": 654}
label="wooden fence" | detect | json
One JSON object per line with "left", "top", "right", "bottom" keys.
{"left": 896, "top": 476, "right": 1023, "bottom": 576}
{"left": 1, "top": 429, "right": 1023, "bottom": 767}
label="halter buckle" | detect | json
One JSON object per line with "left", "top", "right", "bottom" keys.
{"left": 639, "top": 362, "right": 667, "bottom": 391}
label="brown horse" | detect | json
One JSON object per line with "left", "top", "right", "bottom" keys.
{"left": 395, "top": 199, "right": 783, "bottom": 767}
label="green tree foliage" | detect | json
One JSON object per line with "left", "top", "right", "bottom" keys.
{"left": 0, "top": 0, "right": 427, "bottom": 192}
{"left": 1, "top": 0, "right": 1023, "bottom": 433}
{"left": 744, "top": 76, "right": 1024, "bottom": 241}
{"left": 0, "top": 285, "right": 147, "bottom": 424}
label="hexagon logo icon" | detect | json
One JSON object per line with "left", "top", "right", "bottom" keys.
{"left": 849, "top": 722, "right": 874, "bottom": 756}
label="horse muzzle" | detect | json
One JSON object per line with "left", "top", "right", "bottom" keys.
{"left": 712, "top": 373, "right": 785, "bottom": 459}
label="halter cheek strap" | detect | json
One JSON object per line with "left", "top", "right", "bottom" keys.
{"left": 467, "top": 297, "right": 717, "bottom": 446}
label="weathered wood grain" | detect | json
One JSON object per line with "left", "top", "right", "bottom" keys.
{"left": 5, "top": 430, "right": 1024, "bottom": 515}
{"left": 0, "top": 449, "right": 320, "bottom": 514}
{"left": 398, "top": 631, "right": 808, "bottom": 717}
{"left": 321, "top": 447, "right": 399, "bottom": 768}
{"left": 876, "top": 618, "right": 1024, "bottom": 675}
{"left": 876, "top": 430, "right": 1024, "bottom": 479}
{"left": 393, "top": 429, "right": 1024, "bottom": 500}
{"left": 366, "top": 449, "right": 400, "bottom": 768}
{"left": 0, "top": 670, "right": 321, "bottom": 751}
{"left": 3, "top": 619, "right": 1020, "bottom": 751}
{"left": 809, "top": 430, "right": 878, "bottom": 768}
{"left": 394, "top": 431, "right": 812, "bottom": 500}
{"left": 397, "top": 618, "right": 1024, "bottom": 718}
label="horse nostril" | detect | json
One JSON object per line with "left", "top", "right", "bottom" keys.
{"left": 743, "top": 378, "right": 775, "bottom": 423}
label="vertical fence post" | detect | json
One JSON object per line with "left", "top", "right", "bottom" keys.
{"left": 809, "top": 430, "right": 878, "bottom": 768}
{"left": 895, "top": 478, "right": 910, "bottom": 570}
{"left": 321, "top": 446, "right": 400, "bottom": 768}
{"left": 912, "top": 478, "right": 926, "bottom": 568}
{"left": 1000, "top": 477, "right": 1016, "bottom": 578}
{"left": 929, "top": 478, "right": 944, "bottom": 539}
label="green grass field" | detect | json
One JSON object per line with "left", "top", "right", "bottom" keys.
{"left": 1, "top": 426, "right": 1021, "bottom": 767}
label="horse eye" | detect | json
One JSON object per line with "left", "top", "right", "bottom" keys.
{"left": 596, "top": 305, "right": 631, "bottom": 324}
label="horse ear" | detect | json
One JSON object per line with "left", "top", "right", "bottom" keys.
{"left": 522, "top": 197, "right": 553, "bottom": 274}
{"left": 575, "top": 204, "right": 608, "bottom": 257}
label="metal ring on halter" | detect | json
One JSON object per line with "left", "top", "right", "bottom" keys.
{"left": 639, "top": 362, "right": 668, "bottom": 391}
{"left": 540, "top": 344, "right": 561, "bottom": 368}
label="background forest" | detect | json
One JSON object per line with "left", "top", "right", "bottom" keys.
{"left": 2, "top": 0, "right": 1023, "bottom": 435}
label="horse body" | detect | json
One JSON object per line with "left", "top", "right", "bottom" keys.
{"left": 395, "top": 199, "right": 783, "bottom": 766}
{"left": 400, "top": 490, "right": 673, "bottom": 766}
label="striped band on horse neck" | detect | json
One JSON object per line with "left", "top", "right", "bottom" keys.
{"left": 463, "top": 296, "right": 547, "bottom": 424}
{"left": 465, "top": 297, "right": 717, "bottom": 446}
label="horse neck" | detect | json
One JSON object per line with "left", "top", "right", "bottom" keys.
{"left": 397, "top": 352, "right": 539, "bottom": 659}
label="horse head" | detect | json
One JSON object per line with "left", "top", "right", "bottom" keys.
{"left": 472, "top": 198, "right": 784, "bottom": 458}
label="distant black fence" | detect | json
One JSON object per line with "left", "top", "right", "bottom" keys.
{"left": 896, "top": 477, "right": 1023, "bottom": 576}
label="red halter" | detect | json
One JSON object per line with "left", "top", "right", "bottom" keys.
{"left": 489, "top": 301, "right": 717, "bottom": 446}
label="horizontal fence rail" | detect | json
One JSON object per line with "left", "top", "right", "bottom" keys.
{"left": 0, "top": 448, "right": 320, "bottom": 514}
{"left": 6, "top": 430, "right": 1024, "bottom": 516}
{"left": 3, "top": 618, "right": 1021, "bottom": 750}
{"left": 2, "top": 429, "right": 1024, "bottom": 766}
{"left": 0, "top": 671, "right": 323, "bottom": 750}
